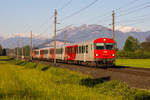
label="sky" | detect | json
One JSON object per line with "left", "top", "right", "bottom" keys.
{"left": 0, "top": 0, "right": 150, "bottom": 38}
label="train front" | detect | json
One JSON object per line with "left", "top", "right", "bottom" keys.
{"left": 94, "top": 38, "right": 116, "bottom": 66}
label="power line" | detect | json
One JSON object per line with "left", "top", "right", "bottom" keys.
{"left": 59, "top": 0, "right": 73, "bottom": 11}
{"left": 116, "top": 0, "right": 141, "bottom": 13}
{"left": 62, "top": 0, "right": 99, "bottom": 21}
{"left": 32, "top": 0, "right": 73, "bottom": 48}
{"left": 117, "top": 19, "right": 148, "bottom": 26}
{"left": 117, "top": 2, "right": 150, "bottom": 17}
{"left": 39, "top": 0, "right": 73, "bottom": 29}
{"left": 77, "top": 0, "right": 141, "bottom": 26}
{"left": 116, "top": 14, "right": 150, "bottom": 24}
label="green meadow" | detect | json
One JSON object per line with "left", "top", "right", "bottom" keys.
{"left": 0, "top": 56, "right": 150, "bottom": 100}
{"left": 116, "top": 59, "right": 150, "bottom": 68}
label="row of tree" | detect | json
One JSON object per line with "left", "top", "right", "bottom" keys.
{"left": 0, "top": 44, "right": 30, "bottom": 57}
{"left": 117, "top": 35, "right": 150, "bottom": 58}
{"left": 0, "top": 45, "right": 6, "bottom": 56}
{"left": 7, "top": 45, "right": 31, "bottom": 57}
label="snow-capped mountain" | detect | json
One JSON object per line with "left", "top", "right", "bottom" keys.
{"left": 56, "top": 24, "right": 149, "bottom": 49}
{"left": 116, "top": 26, "right": 142, "bottom": 33}
{"left": 0, "top": 36, "right": 47, "bottom": 48}
{"left": 0, "top": 24, "right": 150, "bottom": 49}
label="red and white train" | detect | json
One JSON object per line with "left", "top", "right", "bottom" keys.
{"left": 32, "top": 38, "right": 116, "bottom": 67}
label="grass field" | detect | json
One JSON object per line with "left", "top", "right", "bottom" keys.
{"left": 0, "top": 57, "right": 150, "bottom": 100}
{"left": 116, "top": 59, "right": 150, "bottom": 68}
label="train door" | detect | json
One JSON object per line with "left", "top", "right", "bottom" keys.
{"left": 87, "top": 43, "right": 94, "bottom": 61}
{"left": 83, "top": 44, "right": 89, "bottom": 62}
{"left": 62, "top": 47, "right": 65, "bottom": 61}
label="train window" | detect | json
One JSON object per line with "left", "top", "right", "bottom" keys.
{"left": 44, "top": 50, "right": 48, "bottom": 54}
{"left": 86, "top": 45, "right": 88, "bottom": 53}
{"left": 67, "top": 48, "right": 69, "bottom": 53}
{"left": 66, "top": 48, "right": 68, "bottom": 53}
{"left": 75, "top": 47, "right": 77, "bottom": 53}
{"left": 77, "top": 47, "right": 79, "bottom": 54}
{"left": 69, "top": 48, "right": 72, "bottom": 53}
{"left": 105, "top": 43, "right": 114, "bottom": 50}
{"left": 56, "top": 49, "right": 58, "bottom": 54}
{"left": 69, "top": 48, "right": 71, "bottom": 54}
{"left": 61, "top": 48, "right": 63, "bottom": 54}
{"left": 82, "top": 46, "right": 84, "bottom": 53}
{"left": 73, "top": 47, "right": 74, "bottom": 53}
{"left": 71, "top": 47, "right": 74, "bottom": 53}
{"left": 56, "top": 49, "right": 62, "bottom": 54}
{"left": 35, "top": 51, "right": 39, "bottom": 55}
{"left": 79, "top": 46, "right": 81, "bottom": 54}
{"left": 74, "top": 47, "right": 75, "bottom": 53}
{"left": 50, "top": 50, "right": 54, "bottom": 54}
{"left": 67, "top": 48, "right": 69, "bottom": 54}
{"left": 82, "top": 46, "right": 85, "bottom": 53}
{"left": 40, "top": 50, "right": 43, "bottom": 54}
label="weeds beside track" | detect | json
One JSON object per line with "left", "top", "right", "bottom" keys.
{"left": 0, "top": 57, "right": 150, "bottom": 100}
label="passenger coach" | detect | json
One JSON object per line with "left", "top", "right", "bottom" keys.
{"left": 32, "top": 38, "right": 116, "bottom": 67}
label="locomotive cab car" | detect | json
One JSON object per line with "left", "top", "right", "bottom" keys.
{"left": 94, "top": 38, "right": 116, "bottom": 66}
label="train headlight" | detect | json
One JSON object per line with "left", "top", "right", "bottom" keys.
{"left": 96, "top": 54, "right": 99, "bottom": 56}
{"left": 112, "top": 54, "right": 115, "bottom": 57}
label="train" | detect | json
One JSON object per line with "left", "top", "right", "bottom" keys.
{"left": 32, "top": 38, "right": 116, "bottom": 67}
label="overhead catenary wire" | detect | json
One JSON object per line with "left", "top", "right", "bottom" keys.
{"left": 117, "top": 20, "right": 148, "bottom": 27}
{"left": 32, "top": 0, "right": 73, "bottom": 48}
{"left": 38, "top": 0, "right": 73, "bottom": 29}
{"left": 116, "top": 13, "right": 150, "bottom": 24}
{"left": 77, "top": 0, "right": 141, "bottom": 26}
{"left": 115, "top": 0, "right": 141, "bottom": 13}
{"left": 62, "top": 0, "right": 99, "bottom": 21}
{"left": 117, "top": 2, "right": 150, "bottom": 18}
{"left": 58, "top": 0, "right": 73, "bottom": 11}
{"left": 91, "top": 0, "right": 148, "bottom": 28}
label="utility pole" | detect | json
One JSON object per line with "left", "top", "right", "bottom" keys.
{"left": 17, "top": 39, "right": 19, "bottom": 60}
{"left": 22, "top": 35, "right": 24, "bottom": 61}
{"left": 54, "top": 9, "right": 57, "bottom": 65}
{"left": 30, "top": 31, "right": 32, "bottom": 61}
{"left": 112, "top": 10, "right": 115, "bottom": 41}
{"left": 14, "top": 48, "right": 16, "bottom": 57}
{"left": 17, "top": 33, "right": 20, "bottom": 60}
{"left": 64, "top": 32, "right": 66, "bottom": 45}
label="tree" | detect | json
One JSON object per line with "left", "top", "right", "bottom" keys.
{"left": 2, "top": 49, "right": 6, "bottom": 56}
{"left": 0, "top": 44, "right": 2, "bottom": 56}
{"left": 123, "top": 36, "right": 140, "bottom": 51}
{"left": 141, "top": 35, "right": 150, "bottom": 52}
{"left": 24, "top": 45, "right": 30, "bottom": 57}
{"left": 146, "top": 35, "right": 150, "bottom": 42}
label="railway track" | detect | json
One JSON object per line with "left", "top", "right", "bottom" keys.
{"left": 33, "top": 59, "right": 150, "bottom": 77}
{"left": 31, "top": 59, "right": 150, "bottom": 89}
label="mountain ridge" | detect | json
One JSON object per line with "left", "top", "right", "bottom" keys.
{"left": 0, "top": 24, "right": 150, "bottom": 49}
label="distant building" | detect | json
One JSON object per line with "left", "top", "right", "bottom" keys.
{"left": 34, "top": 39, "right": 73, "bottom": 49}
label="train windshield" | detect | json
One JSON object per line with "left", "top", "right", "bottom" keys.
{"left": 95, "top": 43, "right": 105, "bottom": 50}
{"left": 95, "top": 43, "right": 115, "bottom": 50}
{"left": 105, "top": 43, "right": 114, "bottom": 50}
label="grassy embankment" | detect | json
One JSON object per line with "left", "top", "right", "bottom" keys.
{"left": 0, "top": 56, "right": 150, "bottom": 100}
{"left": 116, "top": 59, "right": 150, "bottom": 68}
